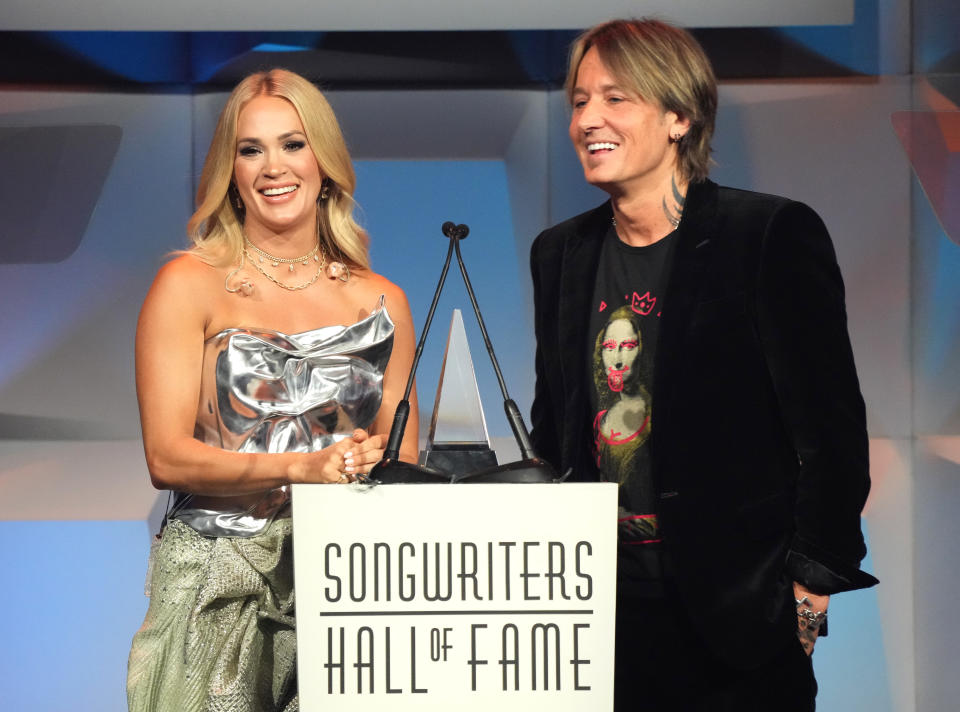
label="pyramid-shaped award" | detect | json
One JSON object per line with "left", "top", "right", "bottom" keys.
{"left": 418, "top": 309, "right": 498, "bottom": 474}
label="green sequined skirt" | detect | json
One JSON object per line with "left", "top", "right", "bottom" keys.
{"left": 127, "top": 518, "right": 298, "bottom": 712}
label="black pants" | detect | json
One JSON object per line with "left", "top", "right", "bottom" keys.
{"left": 614, "top": 580, "right": 817, "bottom": 712}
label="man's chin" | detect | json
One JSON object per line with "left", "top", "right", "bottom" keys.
{"left": 581, "top": 172, "right": 617, "bottom": 194}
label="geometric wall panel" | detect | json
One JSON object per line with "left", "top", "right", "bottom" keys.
{"left": 1, "top": 0, "right": 853, "bottom": 31}
{"left": 892, "top": 111, "right": 960, "bottom": 246}
{"left": 0, "top": 125, "right": 121, "bottom": 263}
{"left": 0, "top": 520, "right": 150, "bottom": 712}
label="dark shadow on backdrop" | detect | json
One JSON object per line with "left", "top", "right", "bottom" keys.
{"left": 0, "top": 125, "right": 122, "bottom": 264}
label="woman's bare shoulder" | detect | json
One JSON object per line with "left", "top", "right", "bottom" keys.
{"left": 354, "top": 269, "right": 411, "bottom": 310}
{"left": 155, "top": 252, "right": 221, "bottom": 283}
{"left": 149, "top": 253, "right": 234, "bottom": 301}
{"left": 141, "top": 253, "right": 226, "bottom": 327}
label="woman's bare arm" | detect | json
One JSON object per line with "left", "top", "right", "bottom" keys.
{"left": 136, "top": 256, "right": 383, "bottom": 495}
{"left": 370, "top": 279, "right": 420, "bottom": 463}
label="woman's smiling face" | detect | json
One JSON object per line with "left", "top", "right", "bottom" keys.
{"left": 233, "top": 95, "right": 323, "bottom": 237}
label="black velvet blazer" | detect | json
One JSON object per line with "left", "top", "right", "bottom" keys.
{"left": 529, "top": 179, "right": 878, "bottom": 667}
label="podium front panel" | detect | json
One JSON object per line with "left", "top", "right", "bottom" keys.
{"left": 292, "top": 482, "right": 617, "bottom": 711}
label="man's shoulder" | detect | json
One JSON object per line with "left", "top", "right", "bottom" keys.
{"left": 711, "top": 183, "right": 812, "bottom": 225}
{"left": 537, "top": 201, "right": 612, "bottom": 241}
{"left": 532, "top": 202, "right": 611, "bottom": 254}
{"left": 550, "top": 201, "right": 613, "bottom": 233}
{"left": 701, "top": 183, "right": 830, "bottom": 260}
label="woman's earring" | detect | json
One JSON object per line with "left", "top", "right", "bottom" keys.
{"left": 229, "top": 184, "right": 245, "bottom": 217}
{"left": 319, "top": 181, "right": 330, "bottom": 201}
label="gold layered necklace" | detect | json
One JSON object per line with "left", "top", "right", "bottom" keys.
{"left": 245, "top": 238, "right": 320, "bottom": 271}
{"left": 243, "top": 237, "right": 325, "bottom": 291}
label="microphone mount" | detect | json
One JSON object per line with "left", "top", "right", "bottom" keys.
{"left": 369, "top": 221, "right": 558, "bottom": 485}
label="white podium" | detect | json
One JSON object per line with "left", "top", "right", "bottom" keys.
{"left": 292, "top": 482, "right": 617, "bottom": 711}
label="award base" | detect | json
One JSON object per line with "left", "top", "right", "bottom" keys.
{"left": 453, "top": 457, "right": 560, "bottom": 484}
{"left": 419, "top": 443, "right": 498, "bottom": 476}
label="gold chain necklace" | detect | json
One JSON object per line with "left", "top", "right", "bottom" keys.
{"left": 241, "top": 239, "right": 327, "bottom": 292}
{"left": 244, "top": 237, "right": 320, "bottom": 272}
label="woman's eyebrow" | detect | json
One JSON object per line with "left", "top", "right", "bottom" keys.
{"left": 236, "top": 130, "right": 305, "bottom": 144}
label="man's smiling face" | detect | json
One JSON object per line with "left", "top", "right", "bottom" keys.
{"left": 568, "top": 47, "right": 681, "bottom": 197}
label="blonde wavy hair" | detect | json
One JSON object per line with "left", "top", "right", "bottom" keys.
{"left": 186, "top": 69, "right": 368, "bottom": 269}
{"left": 566, "top": 19, "right": 717, "bottom": 183}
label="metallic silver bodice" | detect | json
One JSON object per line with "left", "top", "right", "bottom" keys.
{"left": 170, "top": 297, "right": 394, "bottom": 536}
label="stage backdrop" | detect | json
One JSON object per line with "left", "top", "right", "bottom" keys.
{"left": 2, "top": 1, "right": 960, "bottom": 710}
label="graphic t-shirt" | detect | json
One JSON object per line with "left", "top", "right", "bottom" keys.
{"left": 587, "top": 224, "right": 677, "bottom": 585}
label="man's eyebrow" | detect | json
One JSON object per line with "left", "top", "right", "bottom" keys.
{"left": 571, "top": 82, "right": 625, "bottom": 94}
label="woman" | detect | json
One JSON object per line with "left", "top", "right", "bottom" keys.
{"left": 127, "top": 69, "right": 418, "bottom": 712}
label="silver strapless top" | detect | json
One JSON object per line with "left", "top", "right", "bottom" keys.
{"left": 170, "top": 297, "right": 394, "bottom": 537}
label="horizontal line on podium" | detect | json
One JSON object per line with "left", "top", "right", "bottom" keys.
{"left": 319, "top": 609, "right": 594, "bottom": 617}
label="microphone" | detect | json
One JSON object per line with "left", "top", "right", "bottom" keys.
{"left": 442, "top": 222, "right": 469, "bottom": 240}
{"left": 369, "top": 220, "right": 558, "bottom": 485}
{"left": 446, "top": 226, "right": 558, "bottom": 484}
{"left": 368, "top": 224, "right": 459, "bottom": 484}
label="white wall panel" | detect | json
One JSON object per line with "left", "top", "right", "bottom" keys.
{"left": 712, "top": 80, "right": 914, "bottom": 440}
{"left": 0, "top": 63, "right": 936, "bottom": 712}
{"left": 1, "top": 0, "right": 854, "bottom": 31}
{"left": 913, "top": 439, "right": 960, "bottom": 712}
{"left": 0, "top": 91, "right": 193, "bottom": 436}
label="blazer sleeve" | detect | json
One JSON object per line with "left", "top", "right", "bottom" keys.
{"left": 529, "top": 231, "right": 562, "bottom": 471}
{"left": 756, "top": 201, "right": 878, "bottom": 594}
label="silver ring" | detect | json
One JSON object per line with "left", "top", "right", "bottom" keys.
{"left": 338, "top": 473, "right": 348, "bottom": 483}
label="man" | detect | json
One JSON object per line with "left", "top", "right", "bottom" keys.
{"left": 529, "top": 18, "right": 877, "bottom": 710}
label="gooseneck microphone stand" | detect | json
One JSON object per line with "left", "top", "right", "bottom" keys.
{"left": 367, "top": 223, "right": 462, "bottom": 483}
{"left": 368, "top": 222, "right": 558, "bottom": 484}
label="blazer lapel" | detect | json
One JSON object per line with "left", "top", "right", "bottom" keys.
{"left": 557, "top": 202, "right": 610, "bottom": 472}
{"left": 654, "top": 180, "right": 720, "bottom": 433}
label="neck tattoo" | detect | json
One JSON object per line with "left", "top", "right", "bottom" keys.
{"left": 661, "top": 175, "right": 686, "bottom": 229}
